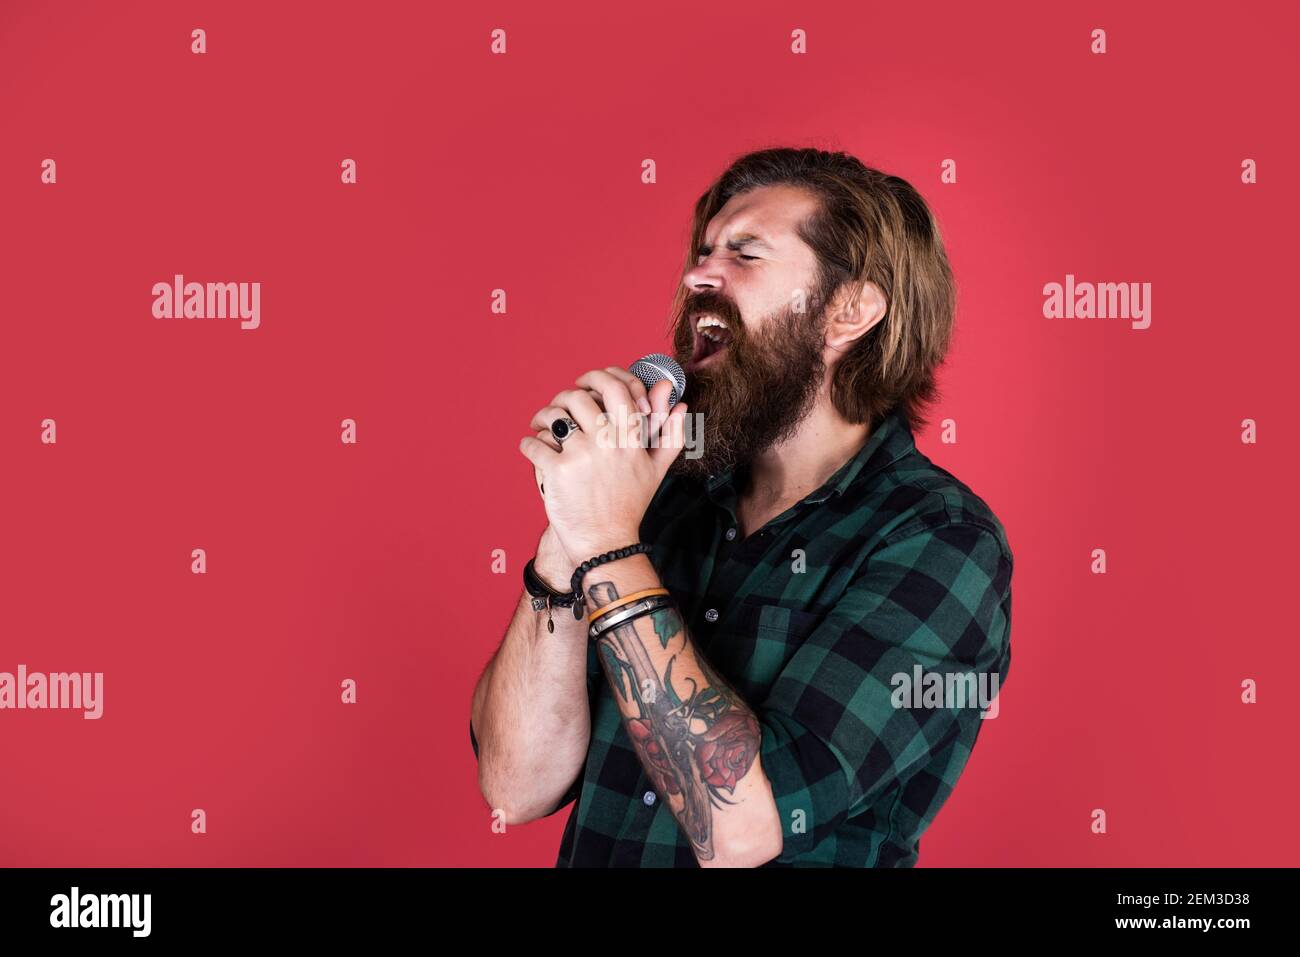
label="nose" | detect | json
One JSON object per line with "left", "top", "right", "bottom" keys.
{"left": 682, "top": 250, "right": 726, "bottom": 294}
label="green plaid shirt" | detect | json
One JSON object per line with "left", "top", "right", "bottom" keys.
{"left": 472, "top": 405, "right": 1014, "bottom": 866}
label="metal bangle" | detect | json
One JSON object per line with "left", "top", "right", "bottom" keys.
{"left": 588, "top": 594, "right": 675, "bottom": 640}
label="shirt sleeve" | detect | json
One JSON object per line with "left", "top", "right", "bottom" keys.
{"left": 756, "top": 520, "right": 1013, "bottom": 862}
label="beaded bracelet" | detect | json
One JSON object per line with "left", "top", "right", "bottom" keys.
{"left": 569, "top": 543, "right": 653, "bottom": 620}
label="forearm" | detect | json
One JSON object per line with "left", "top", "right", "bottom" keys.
{"left": 472, "top": 529, "right": 591, "bottom": 824}
{"left": 579, "top": 553, "right": 785, "bottom": 866}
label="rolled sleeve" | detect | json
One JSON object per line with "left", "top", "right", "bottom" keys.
{"left": 757, "top": 521, "right": 1013, "bottom": 862}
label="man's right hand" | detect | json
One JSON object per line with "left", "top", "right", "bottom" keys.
{"left": 530, "top": 366, "right": 664, "bottom": 501}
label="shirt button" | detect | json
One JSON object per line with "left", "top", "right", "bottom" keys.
{"left": 704, "top": 608, "right": 719, "bottom": 623}
{"left": 643, "top": 791, "right": 656, "bottom": 806}
{"left": 725, "top": 527, "right": 737, "bottom": 541}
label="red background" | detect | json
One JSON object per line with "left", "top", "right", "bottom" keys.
{"left": 1, "top": 0, "right": 1296, "bottom": 866}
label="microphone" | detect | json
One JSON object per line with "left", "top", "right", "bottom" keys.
{"left": 629, "top": 352, "right": 687, "bottom": 408}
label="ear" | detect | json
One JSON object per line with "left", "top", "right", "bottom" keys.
{"left": 824, "top": 281, "right": 887, "bottom": 352}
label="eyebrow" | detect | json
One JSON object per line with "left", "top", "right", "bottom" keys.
{"left": 699, "top": 232, "right": 774, "bottom": 252}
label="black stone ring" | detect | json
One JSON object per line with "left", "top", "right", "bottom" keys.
{"left": 550, "top": 416, "right": 581, "bottom": 447}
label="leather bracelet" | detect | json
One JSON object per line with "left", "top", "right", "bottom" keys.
{"left": 589, "top": 593, "right": 675, "bottom": 641}
{"left": 585, "top": 586, "right": 670, "bottom": 624}
{"left": 523, "top": 557, "right": 579, "bottom": 634}
{"left": 569, "top": 543, "right": 653, "bottom": 620}
{"left": 524, "top": 557, "right": 577, "bottom": 606}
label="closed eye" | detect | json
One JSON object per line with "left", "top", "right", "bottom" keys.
{"left": 698, "top": 248, "right": 760, "bottom": 263}
{"left": 698, "top": 243, "right": 762, "bottom": 263}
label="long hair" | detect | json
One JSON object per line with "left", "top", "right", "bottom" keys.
{"left": 670, "top": 147, "right": 956, "bottom": 434}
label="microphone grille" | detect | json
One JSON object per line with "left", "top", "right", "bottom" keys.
{"left": 629, "top": 353, "right": 687, "bottom": 407}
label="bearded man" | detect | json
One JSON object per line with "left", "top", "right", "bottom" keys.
{"left": 470, "top": 147, "right": 1014, "bottom": 868}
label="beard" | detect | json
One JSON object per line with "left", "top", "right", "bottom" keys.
{"left": 668, "top": 289, "right": 828, "bottom": 484}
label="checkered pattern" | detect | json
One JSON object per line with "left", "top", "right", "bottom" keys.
{"left": 471, "top": 404, "right": 1014, "bottom": 866}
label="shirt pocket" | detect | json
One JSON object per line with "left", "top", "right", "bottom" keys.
{"left": 708, "top": 596, "right": 825, "bottom": 698}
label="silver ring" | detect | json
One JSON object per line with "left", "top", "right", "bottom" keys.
{"left": 550, "top": 416, "right": 581, "bottom": 447}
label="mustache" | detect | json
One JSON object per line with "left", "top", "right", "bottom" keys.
{"left": 681, "top": 291, "right": 742, "bottom": 325}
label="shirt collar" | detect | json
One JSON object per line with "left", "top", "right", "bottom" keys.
{"left": 705, "top": 405, "right": 916, "bottom": 507}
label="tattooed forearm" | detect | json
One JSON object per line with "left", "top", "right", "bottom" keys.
{"left": 586, "top": 579, "right": 762, "bottom": 862}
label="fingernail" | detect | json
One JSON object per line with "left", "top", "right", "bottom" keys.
{"left": 637, "top": 397, "right": 651, "bottom": 414}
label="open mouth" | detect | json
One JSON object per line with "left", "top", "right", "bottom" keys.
{"left": 688, "top": 314, "right": 734, "bottom": 370}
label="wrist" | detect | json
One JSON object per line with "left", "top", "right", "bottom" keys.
{"left": 569, "top": 542, "right": 654, "bottom": 616}
{"left": 576, "top": 551, "right": 652, "bottom": 595}
{"left": 568, "top": 530, "right": 642, "bottom": 569}
{"left": 534, "top": 526, "right": 576, "bottom": 587}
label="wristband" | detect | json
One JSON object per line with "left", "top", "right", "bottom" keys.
{"left": 524, "top": 557, "right": 577, "bottom": 605}
{"left": 588, "top": 593, "right": 675, "bottom": 641}
{"left": 569, "top": 543, "right": 653, "bottom": 620}
{"left": 585, "top": 587, "right": 670, "bottom": 624}
{"left": 523, "top": 557, "right": 578, "bottom": 634}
